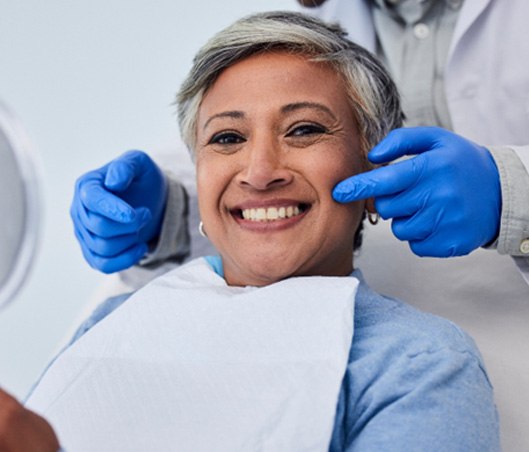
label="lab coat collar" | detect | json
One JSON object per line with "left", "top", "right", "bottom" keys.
{"left": 449, "top": 0, "right": 491, "bottom": 57}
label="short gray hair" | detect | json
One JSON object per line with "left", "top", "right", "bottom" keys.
{"left": 176, "top": 11, "right": 403, "bottom": 157}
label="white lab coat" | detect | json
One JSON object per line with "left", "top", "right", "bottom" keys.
{"left": 300, "top": 1, "right": 529, "bottom": 450}
{"left": 310, "top": 0, "right": 529, "bottom": 161}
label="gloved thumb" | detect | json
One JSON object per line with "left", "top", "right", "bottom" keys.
{"left": 105, "top": 158, "right": 136, "bottom": 192}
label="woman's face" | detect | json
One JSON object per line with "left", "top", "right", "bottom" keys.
{"left": 195, "top": 52, "right": 367, "bottom": 286}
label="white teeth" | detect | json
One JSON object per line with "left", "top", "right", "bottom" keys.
{"left": 267, "top": 208, "right": 279, "bottom": 220}
{"left": 241, "top": 205, "right": 304, "bottom": 222}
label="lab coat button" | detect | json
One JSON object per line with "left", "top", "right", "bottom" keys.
{"left": 413, "top": 23, "right": 430, "bottom": 39}
{"left": 448, "top": 0, "right": 462, "bottom": 10}
{"left": 520, "top": 239, "right": 529, "bottom": 254}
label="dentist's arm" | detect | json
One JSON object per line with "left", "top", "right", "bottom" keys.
{"left": 333, "top": 127, "right": 502, "bottom": 257}
{"left": 0, "top": 389, "right": 60, "bottom": 452}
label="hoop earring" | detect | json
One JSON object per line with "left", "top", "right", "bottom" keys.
{"left": 198, "top": 221, "right": 207, "bottom": 238}
{"left": 367, "top": 212, "right": 379, "bottom": 225}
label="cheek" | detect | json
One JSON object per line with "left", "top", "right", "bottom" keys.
{"left": 310, "top": 147, "right": 365, "bottom": 191}
{"left": 308, "top": 147, "right": 366, "bottom": 230}
{"left": 196, "top": 159, "right": 220, "bottom": 220}
{"left": 328, "top": 201, "right": 365, "bottom": 255}
{"left": 331, "top": 196, "right": 364, "bottom": 224}
{"left": 196, "top": 156, "right": 236, "bottom": 223}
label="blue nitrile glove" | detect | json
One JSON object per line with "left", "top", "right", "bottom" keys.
{"left": 70, "top": 150, "right": 167, "bottom": 273}
{"left": 332, "top": 127, "right": 502, "bottom": 257}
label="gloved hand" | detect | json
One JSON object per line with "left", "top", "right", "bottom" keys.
{"left": 332, "top": 127, "right": 502, "bottom": 257}
{"left": 71, "top": 150, "right": 167, "bottom": 273}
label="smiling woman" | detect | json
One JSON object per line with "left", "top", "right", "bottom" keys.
{"left": 177, "top": 11, "right": 402, "bottom": 287}
{"left": 196, "top": 52, "right": 366, "bottom": 286}
{"left": 15, "top": 11, "right": 500, "bottom": 452}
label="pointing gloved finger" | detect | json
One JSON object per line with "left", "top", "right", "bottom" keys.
{"left": 76, "top": 203, "right": 152, "bottom": 238}
{"left": 75, "top": 229, "right": 148, "bottom": 273}
{"left": 79, "top": 178, "right": 136, "bottom": 223}
{"left": 332, "top": 155, "right": 426, "bottom": 203}
{"left": 368, "top": 126, "right": 445, "bottom": 164}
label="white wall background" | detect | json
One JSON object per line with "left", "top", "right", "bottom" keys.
{"left": 0, "top": 0, "right": 294, "bottom": 399}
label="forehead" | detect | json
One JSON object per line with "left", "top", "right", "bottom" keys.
{"left": 198, "top": 52, "right": 351, "bottom": 121}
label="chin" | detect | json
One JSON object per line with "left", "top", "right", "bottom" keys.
{"left": 247, "top": 265, "right": 297, "bottom": 286}
{"left": 227, "top": 258, "right": 302, "bottom": 287}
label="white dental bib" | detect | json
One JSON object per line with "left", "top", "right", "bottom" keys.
{"left": 27, "top": 258, "right": 358, "bottom": 451}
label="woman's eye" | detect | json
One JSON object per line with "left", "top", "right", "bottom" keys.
{"left": 286, "top": 124, "right": 327, "bottom": 137}
{"left": 209, "top": 132, "right": 245, "bottom": 145}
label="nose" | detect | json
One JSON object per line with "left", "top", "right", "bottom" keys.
{"left": 236, "top": 138, "right": 293, "bottom": 191}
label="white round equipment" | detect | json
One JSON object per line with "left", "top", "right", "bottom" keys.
{"left": 0, "top": 102, "right": 41, "bottom": 309}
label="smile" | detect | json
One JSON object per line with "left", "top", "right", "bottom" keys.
{"left": 231, "top": 202, "right": 311, "bottom": 224}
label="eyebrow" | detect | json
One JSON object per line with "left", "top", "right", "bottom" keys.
{"left": 203, "top": 111, "right": 244, "bottom": 130}
{"left": 281, "top": 102, "right": 337, "bottom": 121}
{"left": 202, "top": 102, "right": 337, "bottom": 130}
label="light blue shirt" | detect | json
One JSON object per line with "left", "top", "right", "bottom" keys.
{"left": 31, "top": 256, "right": 499, "bottom": 450}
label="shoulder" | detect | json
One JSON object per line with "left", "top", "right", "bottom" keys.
{"left": 330, "top": 278, "right": 499, "bottom": 451}
{"left": 349, "top": 280, "right": 491, "bottom": 398}
{"left": 352, "top": 280, "right": 482, "bottom": 362}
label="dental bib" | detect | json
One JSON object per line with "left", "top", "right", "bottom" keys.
{"left": 26, "top": 258, "right": 357, "bottom": 452}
